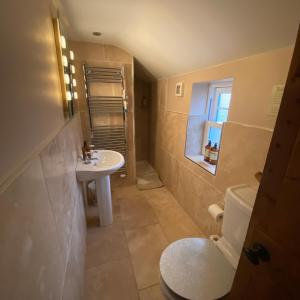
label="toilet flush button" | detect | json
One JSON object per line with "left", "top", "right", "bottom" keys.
{"left": 160, "top": 238, "right": 235, "bottom": 300}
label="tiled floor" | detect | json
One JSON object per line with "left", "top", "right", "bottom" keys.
{"left": 84, "top": 185, "right": 204, "bottom": 300}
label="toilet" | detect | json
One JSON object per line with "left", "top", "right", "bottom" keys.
{"left": 159, "top": 184, "right": 258, "bottom": 300}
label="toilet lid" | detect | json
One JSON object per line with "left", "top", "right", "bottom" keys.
{"left": 160, "top": 238, "right": 235, "bottom": 300}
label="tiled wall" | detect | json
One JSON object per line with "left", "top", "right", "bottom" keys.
{"left": 150, "top": 48, "right": 292, "bottom": 236}
{"left": 185, "top": 115, "right": 206, "bottom": 155}
{"left": 70, "top": 41, "right": 136, "bottom": 185}
{"left": 0, "top": 114, "right": 86, "bottom": 300}
{"left": 134, "top": 77, "right": 151, "bottom": 161}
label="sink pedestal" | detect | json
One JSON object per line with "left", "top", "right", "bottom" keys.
{"left": 76, "top": 150, "right": 124, "bottom": 227}
{"left": 95, "top": 175, "right": 113, "bottom": 226}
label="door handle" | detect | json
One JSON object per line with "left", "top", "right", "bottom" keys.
{"left": 243, "top": 243, "right": 271, "bottom": 265}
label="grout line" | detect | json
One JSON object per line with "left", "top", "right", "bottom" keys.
{"left": 138, "top": 282, "right": 160, "bottom": 292}
{"left": 0, "top": 114, "right": 81, "bottom": 194}
{"left": 85, "top": 256, "right": 131, "bottom": 271}
{"left": 87, "top": 184, "right": 206, "bottom": 297}
{"left": 115, "top": 186, "right": 168, "bottom": 296}
{"left": 158, "top": 146, "right": 223, "bottom": 194}
{"left": 123, "top": 221, "right": 160, "bottom": 234}
{"left": 120, "top": 214, "right": 143, "bottom": 299}
{"left": 144, "top": 189, "right": 205, "bottom": 241}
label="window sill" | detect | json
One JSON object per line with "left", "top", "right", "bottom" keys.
{"left": 185, "top": 154, "right": 216, "bottom": 175}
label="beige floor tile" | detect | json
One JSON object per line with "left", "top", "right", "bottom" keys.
{"left": 120, "top": 194, "right": 158, "bottom": 230}
{"left": 112, "top": 185, "right": 140, "bottom": 201}
{"left": 84, "top": 185, "right": 205, "bottom": 297}
{"left": 144, "top": 187, "right": 204, "bottom": 242}
{"left": 85, "top": 258, "right": 139, "bottom": 300}
{"left": 86, "top": 222, "right": 129, "bottom": 269}
{"left": 139, "top": 284, "right": 165, "bottom": 300}
{"left": 141, "top": 187, "right": 177, "bottom": 206}
{"left": 150, "top": 200, "right": 203, "bottom": 242}
{"left": 125, "top": 224, "right": 168, "bottom": 289}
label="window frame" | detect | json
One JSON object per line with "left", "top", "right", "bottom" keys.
{"left": 208, "top": 84, "right": 232, "bottom": 121}
{"left": 202, "top": 82, "right": 232, "bottom": 155}
{"left": 210, "top": 86, "right": 232, "bottom": 122}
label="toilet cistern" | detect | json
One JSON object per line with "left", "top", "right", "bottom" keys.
{"left": 76, "top": 149, "right": 124, "bottom": 226}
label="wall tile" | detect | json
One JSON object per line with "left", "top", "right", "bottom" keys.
{"left": 40, "top": 136, "right": 74, "bottom": 265}
{"left": 62, "top": 199, "right": 86, "bottom": 300}
{"left": 0, "top": 157, "right": 64, "bottom": 300}
{"left": 0, "top": 115, "right": 86, "bottom": 300}
{"left": 40, "top": 115, "right": 84, "bottom": 264}
{"left": 215, "top": 122, "right": 272, "bottom": 192}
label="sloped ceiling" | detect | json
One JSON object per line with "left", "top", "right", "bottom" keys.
{"left": 59, "top": 0, "right": 300, "bottom": 78}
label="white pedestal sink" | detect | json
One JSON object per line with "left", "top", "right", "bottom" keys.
{"left": 76, "top": 150, "right": 124, "bottom": 226}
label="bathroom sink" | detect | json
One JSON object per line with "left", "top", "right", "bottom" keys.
{"left": 76, "top": 150, "right": 124, "bottom": 180}
{"left": 76, "top": 150, "right": 125, "bottom": 227}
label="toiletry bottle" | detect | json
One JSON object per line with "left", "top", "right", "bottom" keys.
{"left": 209, "top": 143, "right": 219, "bottom": 165}
{"left": 204, "top": 140, "right": 212, "bottom": 162}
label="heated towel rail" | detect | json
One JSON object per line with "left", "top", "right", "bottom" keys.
{"left": 83, "top": 65, "right": 128, "bottom": 174}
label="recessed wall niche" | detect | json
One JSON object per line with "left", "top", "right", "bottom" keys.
{"left": 184, "top": 78, "right": 234, "bottom": 175}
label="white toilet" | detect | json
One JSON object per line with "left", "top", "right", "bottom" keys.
{"left": 159, "top": 184, "right": 258, "bottom": 300}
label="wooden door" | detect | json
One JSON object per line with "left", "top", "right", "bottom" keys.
{"left": 227, "top": 26, "right": 300, "bottom": 300}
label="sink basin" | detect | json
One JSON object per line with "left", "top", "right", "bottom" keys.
{"left": 76, "top": 150, "right": 124, "bottom": 180}
{"left": 76, "top": 150, "right": 125, "bottom": 227}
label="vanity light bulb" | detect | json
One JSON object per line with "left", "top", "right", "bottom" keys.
{"left": 71, "top": 65, "right": 75, "bottom": 74}
{"left": 85, "top": 92, "right": 88, "bottom": 98}
{"left": 74, "top": 91, "right": 78, "bottom": 99}
{"left": 64, "top": 73, "right": 70, "bottom": 84}
{"left": 72, "top": 78, "right": 77, "bottom": 86}
{"left": 60, "top": 36, "right": 67, "bottom": 49}
{"left": 69, "top": 50, "right": 75, "bottom": 60}
{"left": 66, "top": 91, "right": 72, "bottom": 101}
{"left": 62, "top": 55, "right": 68, "bottom": 67}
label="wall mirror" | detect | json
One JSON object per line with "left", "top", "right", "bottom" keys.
{"left": 53, "top": 17, "right": 78, "bottom": 120}
{"left": 184, "top": 78, "right": 234, "bottom": 175}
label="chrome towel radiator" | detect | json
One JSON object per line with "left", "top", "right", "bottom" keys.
{"left": 83, "top": 65, "right": 128, "bottom": 174}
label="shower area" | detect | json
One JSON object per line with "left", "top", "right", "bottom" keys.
{"left": 134, "top": 59, "right": 162, "bottom": 190}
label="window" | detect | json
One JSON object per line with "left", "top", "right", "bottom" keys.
{"left": 184, "top": 79, "right": 233, "bottom": 175}
{"left": 202, "top": 84, "right": 232, "bottom": 154}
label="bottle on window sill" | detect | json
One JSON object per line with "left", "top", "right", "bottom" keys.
{"left": 204, "top": 140, "right": 212, "bottom": 162}
{"left": 209, "top": 143, "right": 219, "bottom": 165}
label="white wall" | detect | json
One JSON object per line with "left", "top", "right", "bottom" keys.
{"left": 0, "top": 0, "right": 64, "bottom": 191}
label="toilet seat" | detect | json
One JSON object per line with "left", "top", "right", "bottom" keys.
{"left": 160, "top": 238, "right": 235, "bottom": 300}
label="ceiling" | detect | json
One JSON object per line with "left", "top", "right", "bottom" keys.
{"left": 59, "top": 0, "right": 300, "bottom": 78}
